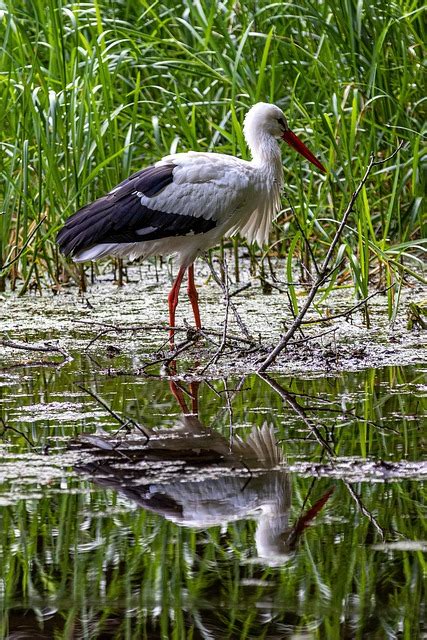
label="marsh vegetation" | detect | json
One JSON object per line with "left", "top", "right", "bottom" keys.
{"left": 1, "top": 0, "right": 426, "bottom": 638}
{"left": 1, "top": 0, "right": 425, "bottom": 307}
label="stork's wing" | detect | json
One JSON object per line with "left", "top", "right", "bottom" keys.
{"left": 57, "top": 154, "right": 252, "bottom": 258}
{"left": 57, "top": 164, "right": 214, "bottom": 257}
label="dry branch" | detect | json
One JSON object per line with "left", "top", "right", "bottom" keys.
{"left": 76, "top": 384, "right": 150, "bottom": 442}
{"left": 0, "top": 216, "right": 47, "bottom": 274}
{"left": 206, "top": 255, "right": 254, "bottom": 342}
{"left": 301, "top": 285, "right": 393, "bottom": 324}
{"left": 1, "top": 338, "right": 71, "bottom": 364}
{"left": 259, "top": 373, "right": 385, "bottom": 539}
{"left": 258, "top": 142, "right": 404, "bottom": 372}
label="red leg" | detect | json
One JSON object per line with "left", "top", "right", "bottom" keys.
{"left": 189, "top": 381, "right": 200, "bottom": 415}
{"left": 169, "top": 379, "right": 190, "bottom": 413}
{"left": 168, "top": 266, "right": 186, "bottom": 348}
{"left": 187, "top": 264, "right": 202, "bottom": 330}
{"left": 169, "top": 379, "right": 199, "bottom": 415}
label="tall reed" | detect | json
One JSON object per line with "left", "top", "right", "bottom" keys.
{"left": 1, "top": 0, "right": 425, "bottom": 314}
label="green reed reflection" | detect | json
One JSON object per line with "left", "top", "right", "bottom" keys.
{"left": 0, "top": 366, "right": 425, "bottom": 639}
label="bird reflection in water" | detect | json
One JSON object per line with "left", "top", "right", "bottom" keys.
{"left": 73, "top": 379, "right": 333, "bottom": 565}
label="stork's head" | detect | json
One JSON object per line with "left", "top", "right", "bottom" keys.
{"left": 244, "top": 102, "right": 289, "bottom": 139}
{"left": 244, "top": 102, "right": 326, "bottom": 173}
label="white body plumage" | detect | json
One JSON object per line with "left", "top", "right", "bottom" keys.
{"left": 71, "top": 103, "right": 285, "bottom": 267}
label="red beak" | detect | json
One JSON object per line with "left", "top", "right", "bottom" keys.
{"left": 282, "top": 129, "right": 326, "bottom": 174}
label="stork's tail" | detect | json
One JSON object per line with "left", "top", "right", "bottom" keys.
{"left": 233, "top": 422, "right": 283, "bottom": 468}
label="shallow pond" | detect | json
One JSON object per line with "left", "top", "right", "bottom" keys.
{"left": 0, "top": 267, "right": 426, "bottom": 638}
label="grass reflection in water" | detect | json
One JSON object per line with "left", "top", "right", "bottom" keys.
{"left": 0, "top": 365, "right": 425, "bottom": 638}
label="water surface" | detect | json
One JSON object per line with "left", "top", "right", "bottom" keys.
{"left": 1, "top": 266, "right": 426, "bottom": 637}
{"left": 0, "top": 356, "right": 425, "bottom": 639}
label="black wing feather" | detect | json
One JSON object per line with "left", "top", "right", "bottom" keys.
{"left": 57, "top": 163, "right": 217, "bottom": 257}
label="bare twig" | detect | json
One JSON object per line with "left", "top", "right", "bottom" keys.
{"left": 288, "top": 327, "right": 338, "bottom": 345}
{"left": 229, "top": 282, "right": 252, "bottom": 298}
{"left": 0, "top": 359, "right": 70, "bottom": 371}
{"left": 73, "top": 319, "right": 256, "bottom": 350}
{"left": 140, "top": 336, "right": 196, "bottom": 371}
{"left": 0, "top": 418, "right": 36, "bottom": 448}
{"left": 284, "top": 192, "right": 321, "bottom": 277}
{"left": 301, "top": 285, "right": 393, "bottom": 324}
{"left": 76, "top": 384, "right": 150, "bottom": 443}
{"left": 206, "top": 255, "right": 253, "bottom": 341}
{"left": 200, "top": 260, "right": 231, "bottom": 372}
{"left": 85, "top": 329, "right": 115, "bottom": 351}
{"left": 2, "top": 338, "right": 71, "bottom": 362}
{"left": 258, "top": 372, "right": 335, "bottom": 455}
{"left": 258, "top": 142, "right": 404, "bottom": 372}
{"left": 345, "top": 482, "right": 385, "bottom": 538}
{"left": 259, "top": 373, "right": 385, "bottom": 539}
{"left": 0, "top": 216, "right": 47, "bottom": 273}
{"left": 74, "top": 319, "right": 174, "bottom": 331}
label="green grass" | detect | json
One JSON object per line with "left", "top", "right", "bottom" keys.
{"left": 0, "top": 0, "right": 425, "bottom": 314}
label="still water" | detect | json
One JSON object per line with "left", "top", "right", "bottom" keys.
{"left": 0, "top": 356, "right": 425, "bottom": 639}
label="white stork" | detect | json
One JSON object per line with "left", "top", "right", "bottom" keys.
{"left": 57, "top": 102, "right": 326, "bottom": 344}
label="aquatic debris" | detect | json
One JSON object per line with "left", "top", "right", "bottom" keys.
{"left": 290, "top": 458, "right": 427, "bottom": 482}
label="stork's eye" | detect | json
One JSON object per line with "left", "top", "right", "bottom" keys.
{"left": 277, "top": 117, "right": 287, "bottom": 129}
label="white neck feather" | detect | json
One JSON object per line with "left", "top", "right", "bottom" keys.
{"left": 245, "top": 128, "right": 283, "bottom": 184}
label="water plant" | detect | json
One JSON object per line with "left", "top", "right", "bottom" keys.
{"left": 1, "top": 0, "right": 425, "bottom": 315}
